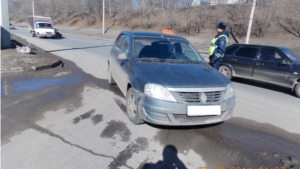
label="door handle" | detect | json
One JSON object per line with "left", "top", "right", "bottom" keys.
{"left": 256, "top": 62, "right": 264, "bottom": 66}
{"left": 231, "top": 58, "right": 237, "bottom": 61}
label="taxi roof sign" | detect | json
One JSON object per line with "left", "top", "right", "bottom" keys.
{"left": 162, "top": 29, "right": 175, "bottom": 35}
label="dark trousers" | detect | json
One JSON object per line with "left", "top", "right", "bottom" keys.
{"left": 209, "top": 55, "right": 222, "bottom": 70}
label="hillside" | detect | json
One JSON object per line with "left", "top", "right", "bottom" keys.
{"left": 9, "top": 0, "right": 300, "bottom": 54}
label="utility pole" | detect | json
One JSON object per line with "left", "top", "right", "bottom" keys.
{"left": 32, "top": 1, "right": 35, "bottom": 16}
{"left": 102, "top": 0, "right": 105, "bottom": 34}
{"left": 245, "top": 0, "right": 256, "bottom": 44}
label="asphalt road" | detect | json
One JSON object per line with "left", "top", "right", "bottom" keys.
{"left": 2, "top": 28, "right": 300, "bottom": 169}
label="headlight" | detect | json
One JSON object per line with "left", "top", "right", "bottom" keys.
{"left": 225, "top": 83, "right": 235, "bottom": 100}
{"left": 144, "top": 83, "right": 176, "bottom": 102}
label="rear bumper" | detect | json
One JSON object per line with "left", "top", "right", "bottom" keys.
{"left": 135, "top": 90, "right": 235, "bottom": 126}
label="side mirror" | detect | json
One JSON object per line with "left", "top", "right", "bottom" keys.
{"left": 117, "top": 52, "right": 127, "bottom": 60}
{"left": 281, "top": 59, "right": 292, "bottom": 65}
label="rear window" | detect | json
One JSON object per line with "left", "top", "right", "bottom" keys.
{"left": 225, "top": 45, "right": 239, "bottom": 55}
{"left": 234, "top": 47, "right": 258, "bottom": 59}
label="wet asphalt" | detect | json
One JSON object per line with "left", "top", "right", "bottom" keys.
{"left": 2, "top": 54, "right": 300, "bottom": 169}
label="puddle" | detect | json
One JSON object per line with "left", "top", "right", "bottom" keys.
{"left": 91, "top": 114, "right": 103, "bottom": 125}
{"left": 100, "top": 120, "right": 131, "bottom": 142}
{"left": 1, "top": 76, "right": 81, "bottom": 97}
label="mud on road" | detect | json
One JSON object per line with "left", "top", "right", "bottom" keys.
{"left": 1, "top": 51, "right": 300, "bottom": 168}
{"left": 1, "top": 34, "right": 61, "bottom": 74}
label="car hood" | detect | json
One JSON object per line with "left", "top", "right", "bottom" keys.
{"left": 136, "top": 62, "right": 229, "bottom": 88}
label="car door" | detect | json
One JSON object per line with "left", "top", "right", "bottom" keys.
{"left": 229, "top": 46, "right": 258, "bottom": 77}
{"left": 111, "top": 34, "right": 132, "bottom": 95}
{"left": 253, "top": 47, "right": 291, "bottom": 84}
{"left": 110, "top": 34, "right": 125, "bottom": 89}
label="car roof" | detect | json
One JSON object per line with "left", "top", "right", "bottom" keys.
{"left": 121, "top": 30, "right": 187, "bottom": 40}
{"left": 228, "top": 43, "right": 288, "bottom": 50}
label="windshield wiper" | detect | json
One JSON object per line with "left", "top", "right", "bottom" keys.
{"left": 165, "top": 59, "right": 202, "bottom": 64}
{"left": 138, "top": 58, "right": 165, "bottom": 62}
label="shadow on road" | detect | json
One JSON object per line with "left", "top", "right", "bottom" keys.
{"left": 146, "top": 121, "right": 223, "bottom": 130}
{"left": 46, "top": 45, "right": 112, "bottom": 53}
{"left": 232, "top": 77, "right": 296, "bottom": 96}
{"left": 140, "top": 145, "right": 187, "bottom": 169}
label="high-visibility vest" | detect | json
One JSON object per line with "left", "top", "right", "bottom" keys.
{"left": 208, "top": 35, "right": 228, "bottom": 57}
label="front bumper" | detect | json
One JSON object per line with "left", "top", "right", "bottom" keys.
{"left": 39, "top": 33, "right": 55, "bottom": 37}
{"left": 135, "top": 90, "right": 235, "bottom": 126}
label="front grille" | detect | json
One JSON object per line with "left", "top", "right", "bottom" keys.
{"left": 170, "top": 91, "right": 224, "bottom": 104}
{"left": 173, "top": 112, "right": 225, "bottom": 123}
{"left": 46, "top": 32, "right": 52, "bottom": 35}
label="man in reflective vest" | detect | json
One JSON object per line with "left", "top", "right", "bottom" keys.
{"left": 209, "top": 22, "right": 229, "bottom": 70}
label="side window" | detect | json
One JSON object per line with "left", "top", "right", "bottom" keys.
{"left": 259, "top": 49, "right": 283, "bottom": 62}
{"left": 113, "top": 34, "right": 125, "bottom": 51}
{"left": 234, "top": 47, "right": 257, "bottom": 59}
{"left": 225, "top": 45, "right": 239, "bottom": 55}
{"left": 120, "top": 35, "right": 131, "bottom": 57}
{"left": 120, "top": 35, "right": 130, "bottom": 53}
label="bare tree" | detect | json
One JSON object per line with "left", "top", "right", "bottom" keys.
{"left": 227, "top": 2, "right": 249, "bottom": 38}
{"left": 252, "top": 0, "right": 278, "bottom": 37}
{"left": 194, "top": 5, "right": 209, "bottom": 33}
{"left": 164, "top": 0, "right": 180, "bottom": 30}
{"left": 277, "top": 0, "right": 300, "bottom": 38}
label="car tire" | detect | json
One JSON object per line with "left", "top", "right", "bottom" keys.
{"left": 295, "top": 83, "right": 300, "bottom": 98}
{"left": 219, "top": 65, "right": 232, "bottom": 80}
{"left": 108, "top": 64, "right": 116, "bottom": 85}
{"left": 126, "top": 88, "right": 144, "bottom": 125}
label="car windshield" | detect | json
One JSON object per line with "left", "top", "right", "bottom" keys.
{"left": 134, "top": 37, "right": 204, "bottom": 63}
{"left": 38, "top": 23, "right": 52, "bottom": 29}
{"left": 281, "top": 48, "right": 300, "bottom": 63}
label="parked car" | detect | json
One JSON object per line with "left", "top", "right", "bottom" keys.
{"left": 54, "top": 28, "right": 62, "bottom": 38}
{"left": 220, "top": 44, "right": 300, "bottom": 97}
{"left": 9, "top": 23, "right": 15, "bottom": 29}
{"left": 108, "top": 30, "right": 236, "bottom": 126}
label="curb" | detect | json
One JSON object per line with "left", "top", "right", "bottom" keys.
{"left": 31, "top": 59, "right": 62, "bottom": 71}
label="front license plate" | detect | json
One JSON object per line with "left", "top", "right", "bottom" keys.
{"left": 187, "top": 105, "right": 221, "bottom": 116}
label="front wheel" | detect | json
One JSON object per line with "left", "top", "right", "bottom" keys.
{"left": 126, "top": 88, "right": 144, "bottom": 125}
{"left": 295, "top": 83, "right": 300, "bottom": 98}
{"left": 219, "top": 65, "right": 232, "bottom": 80}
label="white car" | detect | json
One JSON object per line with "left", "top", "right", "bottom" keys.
{"left": 9, "top": 23, "right": 15, "bottom": 29}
